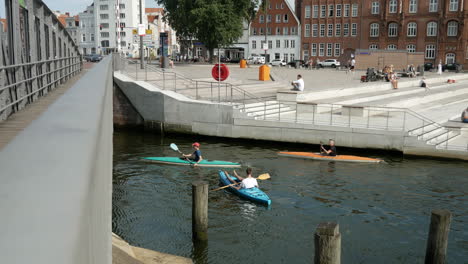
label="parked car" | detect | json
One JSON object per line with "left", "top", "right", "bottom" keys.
{"left": 220, "top": 57, "right": 230, "bottom": 63}
{"left": 318, "top": 59, "right": 341, "bottom": 68}
{"left": 287, "top": 60, "right": 307, "bottom": 68}
{"left": 83, "top": 54, "right": 93, "bottom": 62}
{"left": 229, "top": 58, "right": 241, "bottom": 63}
{"left": 270, "top": 59, "right": 286, "bottom": 66}
{"left": 250, "top": 56, "right": 265, "bottom": 64}
{"left": 89, "top": 54, "right": 102, "bottom": 62}
{"left": 443, "top": 63, "right": 462, "bottom": 72}
{"left": 424, "top": 62, "right": 434, "bottom": 71}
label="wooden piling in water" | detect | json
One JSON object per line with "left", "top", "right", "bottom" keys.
{"left": 192, "top": 181, "right": 208, "bottom": 241}
{"left": 425, "top": 209, "right": 452, "bottom": 264}
{"left": 314, "top": 222, "right": 341, "bottom": 264}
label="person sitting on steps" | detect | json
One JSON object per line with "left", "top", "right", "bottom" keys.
{"left": 291, "top": 74, "right": 304, "bottom": 92}
{"left": 462, "top": 107, "right": 468, "bottom": 123}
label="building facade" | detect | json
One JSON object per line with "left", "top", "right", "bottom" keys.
{"left": 296, "top": 0, "right": 468, "bottom": 67}
{"left": 78, "top": 4, "right": 98, "bottom": 55}
{"left": 250, "top": 0, "right": 301, "bottom": 63}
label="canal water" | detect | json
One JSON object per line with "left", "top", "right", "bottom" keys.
{"left": 112, "top": 130, "right": 468, "bottom": 264}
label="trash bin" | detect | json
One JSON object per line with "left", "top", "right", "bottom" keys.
{"left": 240, "top": 59, "right": 247, "bottom": 68}
{"left": 259, "top": 65, "right": 270, "bottom": 81}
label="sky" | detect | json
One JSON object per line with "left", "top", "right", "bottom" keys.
{"left": 0, "top": 0, "right": 160, "bottom": 17}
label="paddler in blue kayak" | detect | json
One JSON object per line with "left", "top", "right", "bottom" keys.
{"left": 182, "top": 142, "right": 203, "bottom": 166}
{"left": 320, "top": 139, "right": 337, "bottom": 156}
{"left": 225, "top": 168, "right": 258, "bottom": 190}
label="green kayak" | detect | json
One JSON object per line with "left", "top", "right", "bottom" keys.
{"left": 142, "top": 157, "right": 241, "bottom": 168}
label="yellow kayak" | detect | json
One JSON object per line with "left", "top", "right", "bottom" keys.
{"left": 278, "top": 152, "right": 383, "bottom": 163}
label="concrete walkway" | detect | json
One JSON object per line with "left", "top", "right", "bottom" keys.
{"left": 0, "top": 63, "right": 93, "bottom": 150}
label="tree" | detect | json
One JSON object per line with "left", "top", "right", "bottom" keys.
{"left": 156, "top": 0, "right": 257, "bottom": 62}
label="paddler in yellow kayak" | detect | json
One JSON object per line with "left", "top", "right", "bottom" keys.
{"left": 320, "top": 139, "right": 337, "bottom": 156}
{"left": 182, "top": 142, "right": 203, "bottom": 166}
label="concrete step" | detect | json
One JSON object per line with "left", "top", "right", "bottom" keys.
{"left": 408, "top": 123, "right": 439, "bottom": 136}
{"left": 242, "top": 103, "right": 288, "bottom": 113}
{"left": 421, "top": 127, "right": 447, "bottom": 141}
{"left": 247, "top": 106, "right": 292, "bottom": 116}
{"left": 235, "top": 101, "right": 279, "bottom": 109}
{"left": 254, "top": 110, "right": 297, "bottom": 119}
{"left": 428, "top": 130, "right": 460, "bottom": 145}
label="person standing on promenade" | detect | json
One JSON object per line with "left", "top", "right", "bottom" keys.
{"left": 390, "top": 71, "right": 398, "bottom": 89}
{"left": 438, "top": 60, "right": 443, "bottom": 75}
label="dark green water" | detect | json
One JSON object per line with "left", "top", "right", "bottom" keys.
{"left": 112, "top": 130, "right": 468, "bottom": 264}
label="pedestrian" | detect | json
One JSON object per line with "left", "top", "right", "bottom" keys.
{"left": 291, "top": 74, "right": 305, "bottom": 91}
{"left": 437, "top": 60, "right": 443, "bottom": 75}
{"left": 316, "top": 58, "right": 321, "bottom": 69}
{"left": 420, "top": 77, "right": 429, "bottom": 91}
{"left": 462, "top": 107, "right": 468, "bottom": 123}
{"left": 350, "top": 58, "right": 356, "bottom": 73}
{"left": 390, "top": 71, "right": 398, "bottom": 89}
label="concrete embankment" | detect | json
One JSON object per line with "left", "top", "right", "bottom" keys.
{"left": 112, "top": 233, "right": 192, "bottom": 264}
{"left": 113, "top": 72, "right": 468, "bottom": 160}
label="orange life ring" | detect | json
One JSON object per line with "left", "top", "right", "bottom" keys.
{"left": 212, "top": 64, "right": 229, "bottom": 81}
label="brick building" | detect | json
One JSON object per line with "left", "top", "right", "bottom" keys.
{"left": 249, "top": 0, "right": 301, "bottom": 63}
{"left": 296, "top": 0, "right": 468, "bottom": 68}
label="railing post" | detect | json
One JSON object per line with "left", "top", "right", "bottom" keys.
{"left": 330, "top": 104, "right": 333, "bottom": 125}
{"left": 278, "top": 101, "right": 281, "bottom": 121}
{"left": 145, "top": 62, "right": 147, "bottom": 81}
{"left": 196, "top": 81, "right": 198, "bottom": 100}
{"left": 314, "top": 222, "right": 341, "bottom": 264}
{"left": 403, "top": 111, "right": 407, "bottom": 131}
{"left": 174, "top": 73, "right": 177, "bottom": 93}
{"left": 264, "top": 101, "right": 267, "bottom": 120}
{"left": 192, "top": 181, "right": 208, "bottom": 241}
{"left": 163, "top": 71, "right": 165, "bottom": 89}
{"left": 210, "top": 82, "right": 213, "bottom": 102}
{"left": 295, "top": 104, "right": 298, "bottom": 123}
{"left": 312, "top": 104, "right": 315, "bottom": 124}
{"left": 386, "top": 110, "right": 390, "bottom": 130}
{"left": 348, "top": 108, "right": 351, "bottom": 127}
{"left": 367, "top": 108, "right": 370, "bottom": 128}
{"left": 424, "top": 209, "right": 451, "bottom": 264}
{"left": 446, "top": 129, "right": 449, "bottom": 149}
{"left": 135, "top": 61, "right": 138, "bottom": 80}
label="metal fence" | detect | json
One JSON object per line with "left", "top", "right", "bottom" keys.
{"left": 0, "top": 0, "right": 82, "bottom": 121}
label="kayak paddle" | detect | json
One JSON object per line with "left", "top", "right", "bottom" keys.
{"left": 212, "top": 173, "right": 271, "bottom": 191}
{"left": 170, "top": 143, "right": 194, "bottom": 164}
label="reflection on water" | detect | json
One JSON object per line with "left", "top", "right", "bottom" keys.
{"left": 112, "top": 130, "right": 468, "bottom": 264}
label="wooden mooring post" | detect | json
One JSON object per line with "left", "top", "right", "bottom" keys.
{"left": 192, "top": 181, "right": 208, "bottom": 241}
{"left": 314, "top": 222, "right": 341, "bottom": 264}
{"left": 425, "top": 209, "right": 452, "bottom": 264}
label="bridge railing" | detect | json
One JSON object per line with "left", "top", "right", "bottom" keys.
{"left": 0, "top": 0, "right": 82, "bottom": 121}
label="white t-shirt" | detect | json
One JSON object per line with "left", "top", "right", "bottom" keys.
{"left": 240, "top": 177, "right": 258, "bottom": 189}
{"left": 293, "top": 78, "right": 305, "bottom": 91}
{"left": 351, "top": 59, "right": 356, "bottom": 66}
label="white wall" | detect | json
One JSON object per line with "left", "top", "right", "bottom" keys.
{"left": 249, "top": 35, "right": 301, "bottom": 62}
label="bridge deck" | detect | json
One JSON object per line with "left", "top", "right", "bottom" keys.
{"left": 0, "top": 62, "right": 94, "bottom": 150}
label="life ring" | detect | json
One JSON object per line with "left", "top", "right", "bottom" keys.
{"left": 212, "top": 64, "right": 229, "bottom": 81}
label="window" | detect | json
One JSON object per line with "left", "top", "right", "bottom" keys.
{"left": 121, "top": 41, "right": 126, "bottom": 47}
{"left": 312, "top": 24, "right": 318, "bottom": 37}
{"left": 284, "top": 40, "right": 289, "bottom": 48}
{"left": 283, "top": 53, "right": 288, "bottom": 62}
{"left": 119, "top": 22, "right": 125, "bottom": 28}
{"left": 100, "top": 32, "right": 109, "bottom": 38}
{"left": 252, "top": 28, "right": 257, "bottom": 35}
{"left": 291, "top": 40, "right": 295, "bottom": 48}
{"left": 91, "top": 34, "right": 94, "bottom": 41}
{"left": 351, "top": 23, "right": 357, "bottom": 36}
{"left": 284, "top": 14, "right": 288, "bottom": 23}
{"left": 100, "top": 5, "right": 108, "bottom": 10}
{"left": 335, "top": 24, "right": 341, "bottom": 36}
{"left": 352, "top": 4, "right": 358, "bottom": 17}
{"left": 328, "top": 24, "right": 333, "bottom": 37}
{"left": 372, "top": 2, "right": 380, "bottom": 14}
{"left": 120, "top": 31, "right": 126, "bottom": 37}
{"left": 260, "top": 28, "right": 264, "bottom": 35}
{"left": 388, "top": 23, "right": 398, "bottom": 37}
{"left": 120, "top": 13, "right": 126, "bottom": 19}
{"left": 305, "top": 24, "right": 311, "bottom": 37}
{"left": 268, "top": 40, "right": 272, "bottom": 49}
{"left": 407, "top": 22, "right": 417, "bottom": 37}
{"left": 344, "top": 4, "right": 350, "bottom": 17}
{"left": 370, "top": 23, "right": 379, "bottom": 37}
{"left": 276, "top": 27, "right": 281, "bottom": 35}
{"left": 336, "top": 4, "right": 342, "bottom": 17}
{"left": 267, "top": 27, "right": 272, "bottom": 35}
{"left": 409, "top": 0, "right": 417, "bottom": 13}
{"left": 313, "top": 5, "right": 319, "bottom": 18}
{"left": 449, "top": 0, "right": 458, "bottom": 11}
{"left": 276, "top": 14, "right": 281, "bottom": 22}
{"left": 82, "top": 34, "right": 86, "bottom": 42}
{"left": 370, "top": 44, "right": 379, "bottom": 50}
{"left": 425, "top": 44, "right": 436, "bottom": 58}
{"left": 327, "top": 43, "right": 333, "bottom": 57}
{"left": 261, "top": 40, "right": 265, "bottom": 49}
{"left": 387, "top": 44, "right": 397, "bottom": 50}
{"left": 68, "top": 22, "right": 72, "bottom": 27}
{"left": 276, "top": 40, "right": 280, "bottom": 48}
{"left": 283, "top": 27, "right": 289, "bottom": 35}
{"left": 100, "top": 14, "right": 109, "bottom": 19}
{"left": 344, "top": 23, "right": 349, "bottom": 36}
{"left": 305, "top": 5, "right": 311, "bottom": 18}
{"left": 320, "top": 24, "right": 325, "bottom": 37}
{"left": 311, "top": 43, "right": 317, "bottom": 56}
{"left": 119, "top": 3, "right": 125, "bottom": 9}
{"left": 321, "top": 5, "right": 326, "bottom": 17}
{"left": 101, "top": 23, "right": 109, "bottom": 29}
{"left": 446, "top": 53, "right": 456, "bottom": 64}
{"left": 303, "top": 50, "right": 309, "bottom": 61}
{"left": 427, "top": 22, "right": 437, "bottom": 36}
{"left": 291, "top": 27, "right": 297, "bottom": 35}
{"left": 407, "top": 44, "right": 416, "bottom": 53}
{"left": 290, "top": 53, "right": 295, "bottom": 62}
{"left": 267, "top": 15, "right": 271, "bottom": 23}
{"left": 447, "top": 21, "right": 458, "bottom": 36}
{"left": 281, "top": 3, "right": 284, "bottom": 9}
{"left": 429, "top": 0, "right": 438, "bottom": 12}
{"left": 319, "top": 43, "right": 325, "bottom": 56}
{"left": 276, "top": 3, "right": 279, "bottom": 9}
{"left": 389, "top": 0, "right": 397, "bottom": 13}
{"left": 252, "top": 41, "right": 256, "bottom": 49}
{"left": 334, "top": 43, "right": 341, "bottom": 57}
{"left": 259, "top": 15, "right": 264, "bottom": 23}
{"left": 329, "top": 5, "right": 334, "bottom": 17}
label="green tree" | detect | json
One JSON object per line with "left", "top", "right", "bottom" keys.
{"left": 156, "top": 0, "right": 257, "bottom": 62}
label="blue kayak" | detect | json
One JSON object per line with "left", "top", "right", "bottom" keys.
{"left": 218, "top": 171, "right": 271, "bottom": 206}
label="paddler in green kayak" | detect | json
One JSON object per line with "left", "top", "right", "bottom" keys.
{"left": 224, "top": 168, "right": 258, "bottom": 190}
{"left": 182, "top": 142, "right": 203, "bottom": 166}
